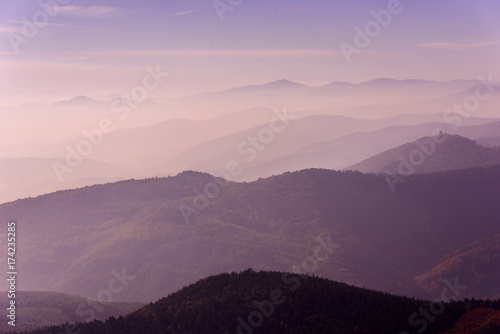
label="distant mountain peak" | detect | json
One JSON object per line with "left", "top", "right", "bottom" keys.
{"left": 362, "top": 78, "right": 400, "bottom": 85}
{"left": 71, "top": 95, "right": 94, "bottom": 101}
{"left": 52, "top": 95, "right": 100, "bottom": 106}
{"left": 267, "top": 79, "right": 297, "bottom": 84}
{"left": 263, "top": 79, "right": 307, "bottom": 88}
{"left": 324, "top": 81, "right": 353, "bottom": 87}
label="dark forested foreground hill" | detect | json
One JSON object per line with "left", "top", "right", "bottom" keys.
{"left": 0, "top": 167, "right": 500, "bottom": 303}
{"left": 349, "top": 134, "right": 500, "bottom": 175}
{"left": 20, "top": 270, "right": 500, "bottom": 334}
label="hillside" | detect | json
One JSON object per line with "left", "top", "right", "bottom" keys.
{"left": 444, "top": 308, "right": 500, "bottom": 334}
{"left": 349, "top": 135, "right": 500, "bottom": 174}
{"left": 1, "top": 167, "right": 499, "bottom": 303}
{"left": 415, "top": 235, "right": 500, "bottom": 300}
{"left": 0, "top": 291, "right": 143, "bottom": 332}
{"left": 24, "top": 270, "right": 500, "bottom": 334}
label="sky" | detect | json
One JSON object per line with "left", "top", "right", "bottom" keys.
{"left": 0, "top": 0, "right": 499, "bottom": 106}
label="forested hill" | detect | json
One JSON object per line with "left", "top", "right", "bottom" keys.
{"left": 22, "top": 270, "right": 500, "bottom": 334}
{"left": 349, "top": 134, "right": 500, "bottom": 174}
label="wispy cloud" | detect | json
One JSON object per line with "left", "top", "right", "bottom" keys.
{"left": 86, "top": 49, "right": 342, "bottom": 59}
{"left": 6, "top": 21, "right": 68, "bottom": 28}
{"left": 166, "top": 10, "right": 196, "bottom": 17}
{"left": 0, "top": 25, "right": 19, "bottom": 33}
{"left": 0, "top": 20, "right": 113, "bottom": 39}
{"left": 419, "top": 41, "right": 499, "bottom": 51}
{"left": 55, "top": 6, "right": 120, "bottom": 18}
{"left": 58, "top": 26, "right": 115, "bottom": 34}
{"left": 58, "top": 56, "right": 95, "bottom": 62}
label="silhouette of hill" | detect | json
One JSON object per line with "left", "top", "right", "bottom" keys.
{"left": 51, "top": 96, "right": 102, "bottom": 107}
{"left": 349, "top": 135, "right": 500, "bottom": 174}
{"left": 24, "top": 270, "right": 500, "bottom": 334}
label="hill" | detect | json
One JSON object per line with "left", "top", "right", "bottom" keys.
{"left": 24, "top": 270, "right": 500, "bottom": 334}
{"left": 1, "top": 167, "right": 499, "bottom": 303}
{"left": 444, "top": 308, "right": 500, "bottom": 334}
{"left": 415, "top": 235, "right": 500, "bottom": 300}
{"left": 349, "top": 135, "right": 500, "bottom": 174}
{"left": 0, "top": 291, "right": 143, "bottom": 332}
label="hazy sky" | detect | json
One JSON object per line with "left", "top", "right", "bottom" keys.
{"left": 0, "top": 0, "right": 499, "bottom": 105}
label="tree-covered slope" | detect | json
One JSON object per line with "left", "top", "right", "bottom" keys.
{"left": 416, "top": 235, "right": 500, "bottom": 300}
{"left": 22, "top": 270, "right": 500, "bottom": 334}
{"left": 349, "top": 134, "right": 500, "bottom": 174}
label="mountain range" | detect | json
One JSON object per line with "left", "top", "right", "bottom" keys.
{"left": 2, "top": 78, "right": 500, "bottom": 333}
{"left": 1, "top": 113, "right": 499, "bottom": 204}
{"left": 1, "top": 78, "right": 500, "bottom": 204}
{"left": 1, "top": 166, "right": 499, "bottom": 304}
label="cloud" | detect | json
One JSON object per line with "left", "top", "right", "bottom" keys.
{"left": 86, "top": 49, "right": 342, "bottom": 59}
{"left": 5, "top": 21, "right": 68, "bottom": 28}
{"left": 55, "top": 6, "right": 120, "bottom": 18}
{"left": 0, "top": 25, "right": 19, "bottom": 34}
{"left": 58, "top": 56, "right": 95, "bottom": 62}
{"left": 419, "top": 41, "right": 499, "bottom": 51}
{"left": 166, "top": 10, "right": 196, "bottom": 17}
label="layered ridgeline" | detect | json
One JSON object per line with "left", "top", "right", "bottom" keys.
{"left": 349, "top": 134, "right": 500, "bottom": 175}
{"left": 0, "top": 167, "right": 499, "bottom": 303}
{"left": 0, "top": 291, "right": 143, "bottom": 333}
{"left": 415, "top": 234, "right": 500, "bottom": 300}
{"left": 22, "top": 270, "right": 500, "bottom": 334}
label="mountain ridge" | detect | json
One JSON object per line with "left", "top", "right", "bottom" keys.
{"left": 349, "top": 134, "right": 500, "bottom": 175}
{"left": 1, "top": 167, "right": 499, "bottom": 302}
